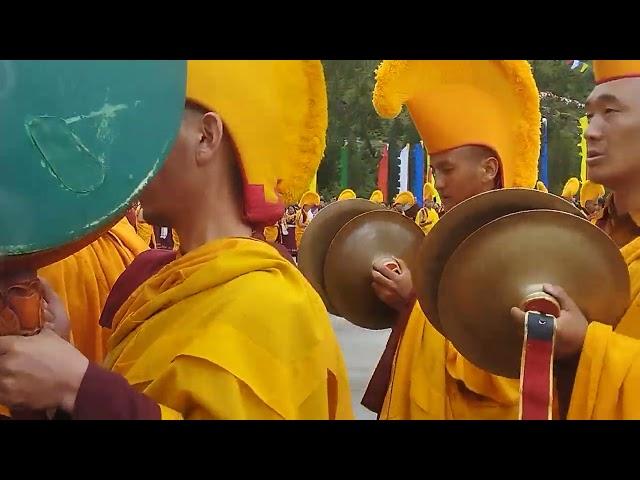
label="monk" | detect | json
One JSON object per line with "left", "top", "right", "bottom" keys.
{"left": 295, "top": 191, "right": 320, "bottom": 248}
{"left": 414, "top": 183, "right": 439, "bottom": 235}
{"left": 509, "top": 60, "right": 640, "bottom": 419}
{"left": 364, "top": 60, "right": 541, "bottom": 419}
{"left": 0, "top": 60, "right": 353, "bottom": 420}
{"left": 579, "top": 180, "right": 605, "bottom": 220}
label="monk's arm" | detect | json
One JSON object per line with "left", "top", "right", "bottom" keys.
{"left": 71, "top": 362, "right": 171, "bottom": 420}
{"left": 564, "top": 322, "right": 640, "bottom": 419}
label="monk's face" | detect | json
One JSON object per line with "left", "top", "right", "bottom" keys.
{"left": 585, "top": 78, "right": 640, "bottom": 190}
{"left": 141, "top": 106, "right": 224, "bottom": 227}
{"left": 430, "top": 145, "right": 500, "bottom": 212}
{"left": 140, "top": 108, "right": 200, "bottom": 226}
{"left": 584, "top": 199, "right": 598, "bottom": 215}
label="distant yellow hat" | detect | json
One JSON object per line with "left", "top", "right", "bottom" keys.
{"left": 593, "top": 60, "right": 640, "bottom": 85}
{"left": 338, "top": 188, "right": 356, "bottom": 201}
{"left": 298, "top": 190, "right": 320, "bottom": 208}
{"left": 535, "top": 180, "right": 548, "bottom": 193}
{"left": 373, "top": 60, "right": 540, "bottom": 189}
{"left": 393, "top": 190, "right": 416, "bottom": 207}
{"left": 369, "top": 189, "right": 384, "bottom": 203}
{"left": 186, "top": 60, "right": 327, "bottom": 226}
{"left": 423, "top": 182, "right": 438, "bottom": 202}
{"left": 561, "top": 177, "right": 581, "bottom": 198}
{"left": 580, "top": 180, "right": 605, "bottom": 207}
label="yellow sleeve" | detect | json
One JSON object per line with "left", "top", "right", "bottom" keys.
{"left": 568, "top": 322, "right": 640, "bottom": 419}
{"left": 144, "top": 356, "right": 283, "bottom": 420}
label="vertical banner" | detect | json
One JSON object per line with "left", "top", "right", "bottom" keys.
{"left": 339, "top": 140, "right": 349, "bottom": 189}
{"left": 412, "top": 143, "right": 425, "bottom": 207}
{"left": 376, "top": 143, "right": 389, "bottom": 202}
{"left": 399, "top": 143, "right": 410, "bottom": 193}
{"left": 538, "top": 117, "right": 549, "bottom": 186}
{"left": 578, "top": 115, "right": 588, "bottom": 182}
{"left": 387, "top": 142, "right": 401, "bottom": 198}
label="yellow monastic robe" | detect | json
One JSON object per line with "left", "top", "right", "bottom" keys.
{"left": 39, "top": 218, "right": 148, "bottom": 363}
{"left": 104, "top": 237, "right": 353, "bottom": 420}
{"left": 264, "top": 225, "right": 279, "bottom": 242}
{"left": 380, "top": 303, "right": 521, "bottom": 419}
{"left": 568, "top": 233, "right": 640, "bottom": 419}
{"left": 415, "top": 207, "right": 439, "bottom": 235}
{"left": 294, "top": 210, "right": 312, "bottom": 248}
{"left": 136, "top": 220, "right": 154, "bottom": 248}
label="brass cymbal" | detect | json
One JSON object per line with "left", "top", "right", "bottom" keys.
{"left": 298, "top": 199, "right": 385, "bottom": 314}
{"left": 438, "top": 209, "right": 629, "bottom": 379}
{"left": 413, "top": 188, "right": 585, "bottom": 335}
{"left": 324, "top": 210, "right": 424, "bottom": 329}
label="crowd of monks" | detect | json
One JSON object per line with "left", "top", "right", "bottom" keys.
{"left": 1, "top": 59, "right": 639, "bottom": 420}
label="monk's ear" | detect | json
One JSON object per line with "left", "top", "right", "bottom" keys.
{"left": 481, "top": 155, "right": 500, "bottom": 184}
{"left": 196, "top": 112, "right": 224, "bottom": 166}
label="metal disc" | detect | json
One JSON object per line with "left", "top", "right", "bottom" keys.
{"left": 438, "top": 209, "right": 629, "bottom": 378}
{"left": 413, "top": 188, "right": 585, "bottom": 334}
{"left": 298, "top": 199, "right": 384, "bottom": 313}
{"left": 324, "top": 210, "right": 424, "bottom": 329}
{"left": 0, "top": 60, "right": 186, "bottom": 271}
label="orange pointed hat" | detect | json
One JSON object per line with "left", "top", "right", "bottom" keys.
{"left": 186, "top": 61, "right": 327, "bottom": 226}
{"left": 593, "top": 61, "right": 640, "bottom": 85}
{"left": 373, "top": 61, "right": 541, "bottom": 189}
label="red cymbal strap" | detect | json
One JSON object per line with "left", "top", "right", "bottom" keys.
{"left": 519, "top": 311, "right": 555, "bottom": 420}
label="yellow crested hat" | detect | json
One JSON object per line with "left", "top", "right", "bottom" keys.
{"left": 338, "top": 188, "right": 356, "bottom": 201}
{"left": 369, "top": 189, "right": 384, "bottom": 203}
{"left": 298, "top": 190, "right": 320, "bottom": 207}
{"left": 186, "top": 60, "right": 327, "bottom": 225}
{"left": 535, "top": 180, "right": 548, "bottom": 193}
{"left": 393, "top": 190, "right": 416, "bottom": 207}
{"left": 580, "top": 180, "right": 605, "bottom": 207}
{"left": 593, "top": 60, "right": 640, "bottom": 85}
{"left": 561, "top": 177, "right": 581, "bottom": 198}
{"left": 423, "top": 182, "right": 438, "bottom": 202}
{"left": 373, "top": 61, "right": 540, "bottom": 189}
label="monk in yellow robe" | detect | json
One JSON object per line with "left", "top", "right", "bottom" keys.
{"left": 0, "top": 61, "right": 353, "bottom": 420}
{"left": 38, "top": 217, "right": 148, "bottom": 363}
{"left": 580, "top": 180, "right": 606, "bottom": 221}
{"left": 414, "top": 183, "right": 439, "bottom": 235}
{"left": 509, "top": 60, "right": 640, "bottom": 419}
{"left": 364, "top": 60, "right": 542, "bottom": 419}
{"left": 295, "top": 190, "right": 320, "bottom": 248}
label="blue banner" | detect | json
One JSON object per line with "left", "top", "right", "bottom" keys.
{"left": 538, "top": 118, "right": 549, "bottom": 186}
{"left": 412, "top": 143, "right": 425, "bottom": 207}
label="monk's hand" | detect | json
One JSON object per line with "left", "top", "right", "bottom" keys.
{"left": 40, "top": 278, "right": 70, "bottom": 341}
{"left": 0, "top": 328, "right": 88, "bottom": 413}
{"left": 371, "top": 257, "right": 415, "bottom": 312}
{"left": 510, "top": 284, "right": 588, "bottom": 361}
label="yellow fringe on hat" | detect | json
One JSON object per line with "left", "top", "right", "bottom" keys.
{"left": 298, "top": 190, "right": 320, "bottom": 208}
{"left": 535, "top": 180, "right": 548, "bottom": 193}
{"left": 338, "top": 189, "right": 356, "bottom": 201}
{"left": 372, "top": 60, "right": 540, "bottom": 189}
{"left": 394, "top": 191, "right": 416, "bottom": 207}
{"left": 580, "top": 180, "right": 605, "bottom": 207}
{"left": 281, "top": 61, "right": 328, "bottom": 205}
{"left": 423, "top": 182, "right": 438, "bottom": 202}
{"left": 561, "top": 177, "right": 581, "bottom": 198}
{"left": 369, "top": 190, "right": 384, "bottom": 203}
{"left": 186, "top": 60, "right": 327, "bottom": 225}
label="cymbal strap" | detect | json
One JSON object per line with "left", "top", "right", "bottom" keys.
{"left": 519, "top": 312, "right": 556, "bottom": 420}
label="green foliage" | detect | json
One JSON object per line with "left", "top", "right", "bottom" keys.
{"left": 317, "top": 60, "right": 594, "bottom": 199}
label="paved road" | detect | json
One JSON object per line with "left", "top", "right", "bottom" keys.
{"left": 329, "top": 314, "right": 390, "bottom": 420}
